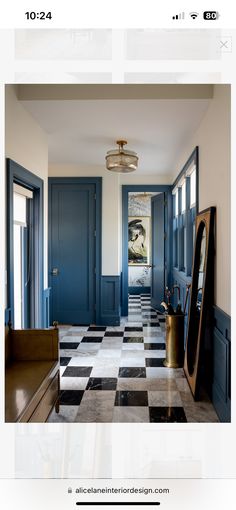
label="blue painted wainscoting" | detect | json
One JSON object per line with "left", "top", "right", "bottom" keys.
{"left": 128, "top": 286, "right": 151, "bottom": 295}
{"left": 43, "top": 288, "right": 51, "bottom": 328}
{"left": 212, "top": 306, "right": 231, "bottom": 422}
{"left": 100, "top": 276, "right": 121, "bottom": 326}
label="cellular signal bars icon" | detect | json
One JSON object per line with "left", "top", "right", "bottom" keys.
{"left": 172, "top": 12, "right": 185, "bottom": 20}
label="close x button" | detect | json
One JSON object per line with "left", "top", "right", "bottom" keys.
{"left": 218, "top": 37, "right": 232, "bottom": 52}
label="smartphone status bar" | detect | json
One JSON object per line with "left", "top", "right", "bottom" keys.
{"left": 0, "top": 1, "right": 233, "bottom": 29}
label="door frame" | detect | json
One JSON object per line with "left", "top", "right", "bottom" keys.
{"left": 151, "top": 193, "right": 165, "bottom": 311}
{"left": 7, "top": 158, "right": 44, "bottom": 327}
{"left": 48, "top": 177, "right": 102, "bottom": 325}
{"left": 122, "top": 184, "right": 172, "bottom": 316}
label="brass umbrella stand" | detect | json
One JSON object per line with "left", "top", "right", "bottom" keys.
{"left": 161, "top": 284, "right": 191, "bottom": 369}
{"left": 163, "top": 314, "right": 184, "bottom": 368}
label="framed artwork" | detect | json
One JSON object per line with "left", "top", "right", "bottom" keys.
{"left": 128, "top": 216, "right": 150, "bottom": 265}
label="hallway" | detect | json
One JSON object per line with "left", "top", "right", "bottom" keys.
{"left": 48, "top": 295, "right": 219, "bottom": 423}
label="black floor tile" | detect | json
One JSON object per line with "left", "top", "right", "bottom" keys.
{"left": 60, "top": 357, "right": 72, "bottom": 366}
{"left": 60, "top": 390, "right": 84, "bottom": 405}
{"left": 125, "top": 327, "right": 143, "bottom": 332}
{"left": 115, "top": 390, "right": 148, "bottom": 406}
{"left": 86, "top": 377, "right": 117, "bottom": 390}
{"left": 104, "top": 331, "right": 124, "bottom": 337}
{"left": 158, "top": 318, "right": 166, "bottom": 323}
{"left": 81, "top": 336, "right": 103, "bottom": 342}
{"left": 145, "top": 358, "right": 165, "bottom": 367}
{"left": 62, "top": 366, "right": 92, "bottom": 377}
{"left": 149, "top": 406, "right": 187, "bottom": 423}
{"left": 60, "top": 342, "right": 80, "bottom": 349}
{"left": 88, "top": 326, "right": 106, "bottom": 331}
{"left": 119, "top": 367, "right": 146, "bottom": 378}
{"left": 143, "top": 323, "right": 160, "bottom": 328}
{"left": 123, "top": 337, "right": 143, "bottom": 343}
{"left": 144, "top": 343, "right": 165, "bottom": 350}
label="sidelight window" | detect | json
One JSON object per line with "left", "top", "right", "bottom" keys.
{"left": 172, "top": 149, "right": 198, "bottom": 277}
{"left": 13, "top": 184, "right": 33, "bottom": 329}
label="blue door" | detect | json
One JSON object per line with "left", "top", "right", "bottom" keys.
{"left": 50, "top": 183, "right": 96, "bottom": 324}
{"left": 151, "top": 193, "right": 165, "bottom": 310}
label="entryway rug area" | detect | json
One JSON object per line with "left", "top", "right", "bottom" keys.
{"left": 48, "top": 295, "right": 219, "bottom": 423}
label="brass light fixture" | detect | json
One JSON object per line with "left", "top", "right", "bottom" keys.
{"left": 105, "top": 140, "right": 138, "bottom": 173}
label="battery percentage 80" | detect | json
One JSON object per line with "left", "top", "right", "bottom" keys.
{"left": 203, "top": 11, "right": 219, "bottom": 20}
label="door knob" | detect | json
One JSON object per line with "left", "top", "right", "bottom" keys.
{"left": 51, "top": 268, "right": 59, "bottom": 276}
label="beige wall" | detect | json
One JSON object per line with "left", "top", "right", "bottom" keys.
{"left": 5, "top": 85, "right": 48, "bottom": 290}
{"left": 172, "top": 85, "right": 231, "bottom": 315}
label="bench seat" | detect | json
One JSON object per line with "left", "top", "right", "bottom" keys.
{"left": 5, "top": 326, "right": 60, "bottom": 423}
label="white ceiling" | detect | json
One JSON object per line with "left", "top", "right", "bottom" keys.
{"left": 21, "top": 98, "right": 210, "bottom": 174}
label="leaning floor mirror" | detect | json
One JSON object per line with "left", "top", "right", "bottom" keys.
{"left": 184, "top": 207, "right": 216, "bottom": 399}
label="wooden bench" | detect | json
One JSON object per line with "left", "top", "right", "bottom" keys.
{"left": 5, "top": 325, "right": 60, "bottom": 422}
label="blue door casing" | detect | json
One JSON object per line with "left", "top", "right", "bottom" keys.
{"left": 121, "top": 185, "right": 171, "bottom": 316}
{"left": 151, "top": 193, "right": 165, "bottom": 310}
{"left": 7, "top": 159, "right": 44, "bottom": 328}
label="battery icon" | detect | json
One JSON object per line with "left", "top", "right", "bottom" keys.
{"left": 203, "top": 11, "right": 219, "bottom": 20}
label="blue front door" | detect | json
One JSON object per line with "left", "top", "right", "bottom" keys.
{"left": 50, "top": 183, "right": 96, "bottom": 324}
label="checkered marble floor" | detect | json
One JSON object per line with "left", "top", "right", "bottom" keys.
{"left": 48, "top": 294, "right": 219, "bottom": 423}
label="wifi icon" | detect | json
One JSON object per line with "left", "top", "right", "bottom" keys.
{"left": 190, "top": 12, "right": 199, "bottom": 19}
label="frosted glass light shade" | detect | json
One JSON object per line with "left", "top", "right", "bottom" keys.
{"left": 105, "top": 141, "right": 138, "bottom": 173}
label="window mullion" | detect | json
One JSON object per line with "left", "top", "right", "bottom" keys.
{"left": 177, "top": 187, "right": 182, "bottom": 271}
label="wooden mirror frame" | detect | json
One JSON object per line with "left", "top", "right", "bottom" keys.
{"left": 184, "top": 206, "right": 216, "bottom": 399}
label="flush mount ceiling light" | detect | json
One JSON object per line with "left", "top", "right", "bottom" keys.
{"left": 105, "top": 140, "right": 138, "bottom": 173}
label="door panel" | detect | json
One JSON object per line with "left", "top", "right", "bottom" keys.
{"left": 51, "top": 184, "right": 96, "bottom": 324}
{"left": 151, "top": 193, "right": 165, "bottom": 310}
